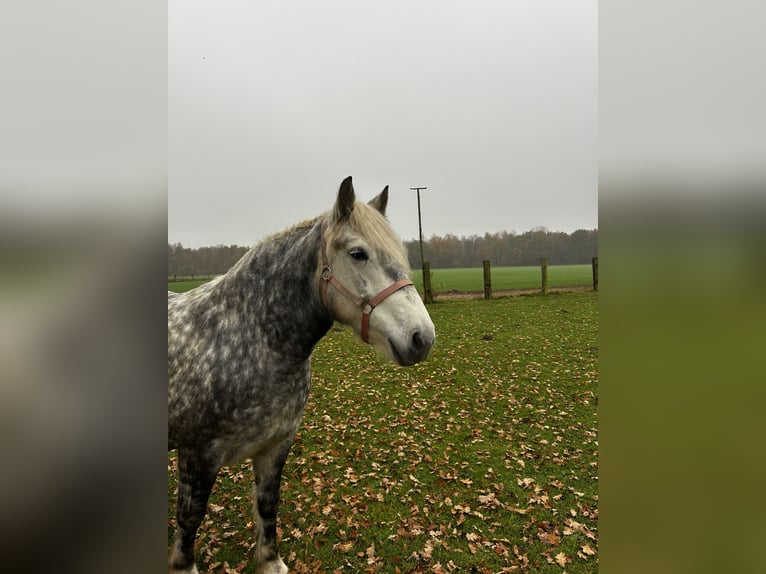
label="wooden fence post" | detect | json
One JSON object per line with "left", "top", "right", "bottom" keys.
{"left": 483, "top": 260, "right": 492, "bottom": 299}
{"left": 592, "top": 256, "right": 599, "bottom": 291}
{"left": 422, "top": 261, "right": 434, "bottom": 304}
{"left": 541, "top": 258, "right": 548, "bottom": 294}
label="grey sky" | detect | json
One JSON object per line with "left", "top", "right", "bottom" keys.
{"left": 169, "top": 1, "right": 596, "bottom": 248}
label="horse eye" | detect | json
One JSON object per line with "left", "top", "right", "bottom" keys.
{"left": 349, "top": 248, "right": 368, "bottom": 262}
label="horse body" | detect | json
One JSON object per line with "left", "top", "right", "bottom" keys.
{"left": 168, "top": 178, "right": 434, "bottom": 573}
{"left": 168, "top": 221, "right": 326, "bottom": 458}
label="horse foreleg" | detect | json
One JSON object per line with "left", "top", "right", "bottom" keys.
{"left": 252, "top": 442, "right": 292, "bottom": 574}
{"left": 169, "top": 448, "right": 219, "bottom": 574}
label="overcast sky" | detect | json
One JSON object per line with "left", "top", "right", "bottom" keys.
{"left": 169, "top": 1, "right": 596, "bottom": 248}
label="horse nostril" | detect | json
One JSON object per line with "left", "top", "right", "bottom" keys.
{"left": 411, "top": 331, "right": 425, "bottom": 353}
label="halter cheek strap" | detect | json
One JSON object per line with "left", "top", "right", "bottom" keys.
{"left": 320, "top": 226, "right": 413, "bottom": 344}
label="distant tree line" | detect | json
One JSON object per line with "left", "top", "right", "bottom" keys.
{"left": 168, "top": 227, "right": 597, "bottom": 276}
{"left": 168, "top": 243, "right": 249, "bottom": 277}
{"left": 403, "top": 227, "right": 598, "bottom": 268}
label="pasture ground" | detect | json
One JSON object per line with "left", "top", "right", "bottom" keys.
{"left": 168, "top": 291, "right": 598, "bottom": 573}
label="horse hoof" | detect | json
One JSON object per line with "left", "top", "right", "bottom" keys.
{"left": 260, "top": 557, "right": 288, "bottom": 574}
{"left": 169, "top": 564, "right": 198, "bottom": 574}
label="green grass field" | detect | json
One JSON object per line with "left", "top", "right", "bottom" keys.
{"left": 168, "top": 292, "right": 598, "bottom": 572}
{"left": 168, "top": 264, "right": 593, "bottom": 295}
{"left": 419, "top": 264, "right": 592, "bottom": 293}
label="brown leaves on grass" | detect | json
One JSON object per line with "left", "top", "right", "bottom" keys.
{"left": 168, "top": 294, "right": 598, "bottom": 572}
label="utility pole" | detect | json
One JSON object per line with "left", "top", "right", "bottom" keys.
{"left": 410, "top": 186, "right": 432, "bottom": 303}
{"left": 410, "top": 187, "right": 427, "bottom": 267}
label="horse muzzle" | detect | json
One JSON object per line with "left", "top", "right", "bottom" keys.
{"left": 389, "top": 328, "right": 434, "bottom": 366}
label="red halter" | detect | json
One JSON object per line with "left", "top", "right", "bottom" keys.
{"left": 320, "top": 225, "right": 414, "bottom": 343}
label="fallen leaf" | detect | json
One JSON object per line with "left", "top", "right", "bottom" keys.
{"left": 333, "top": 541, "right": 354, "bottom": 553}
{"left": 366, "top": 543, "right": 377, "bottom": 565}
{"left": 555, "top": 552, "right": 570, "bottom": 567}
{"left": 538, "top": 531, "right": 561, "bottom": 546}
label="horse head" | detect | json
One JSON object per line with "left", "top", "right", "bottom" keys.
{"left": 320, "top": 176, "right": 435, "bottom": 366}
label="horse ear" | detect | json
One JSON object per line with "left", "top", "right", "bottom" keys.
{"left": 334, "top": 176, "right": 355, "bottom": 222}
{"left": 368, "top": 185, "right": 389, "bottom": 216}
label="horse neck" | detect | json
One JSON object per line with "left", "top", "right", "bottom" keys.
{"left": 220, "top": 217, "right": 332, "bottom": 360}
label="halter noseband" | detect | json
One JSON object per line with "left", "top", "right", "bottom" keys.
{"left": 320, "top": 224, "right": 414, "bottom": 344}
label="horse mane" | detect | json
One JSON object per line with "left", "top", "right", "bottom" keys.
{"left": 326, "top": 200, "right": 410, "bottom": 271}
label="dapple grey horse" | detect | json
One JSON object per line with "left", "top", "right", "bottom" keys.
{"left": 168, "top": 177, "right": 435, "bottom": 573}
